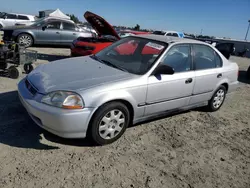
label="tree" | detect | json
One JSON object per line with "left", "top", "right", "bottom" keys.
{"left": 134, "top": 24, "right": 140, "bottom": 31}
{"left": 66, "top": 14, "right": 80, "bottom": 23}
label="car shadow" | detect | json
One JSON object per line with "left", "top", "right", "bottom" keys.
{"left": 0, "top": 90, "right": 95, "bottom": 150}
{"left": 37, "top": 53, "right": 70, "bottom": 62}
{"left": 238, "top": 70, "right": 250, "bottom": 84}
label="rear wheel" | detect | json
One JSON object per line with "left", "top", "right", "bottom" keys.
{"left": 17, "top": 33, "right": 33, "bottom": 47}
{"left": 90, "top": 102, "right": 130, "bottom": 145}
{"left": 207, "top": 85, "right": 226, "bottom": 112}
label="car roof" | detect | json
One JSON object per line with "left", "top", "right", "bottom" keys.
{"left": 44, "top": 17, "right": 75, "bottom": 23}
{"left": 133, "top": 34, "right": 206, "bottom": 45}
{"left": 9, "top": 13, "right": 35, "bottom": 17}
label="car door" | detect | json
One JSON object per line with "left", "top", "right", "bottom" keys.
{"left": 37, "top": 21, "right": 62, "bottom": 44}
{"left": 60, "top": 22, "right": 78, "bottom": 45}
{"left": 3, "top": 13, "right": 17, "bottom": 27}
{"left": 145, "top": 44, "right": 195, "bottom": 115}
{"left": 189, "top": 44, "right": 222, "bottom": 104}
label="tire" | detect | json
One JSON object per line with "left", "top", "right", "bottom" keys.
{"left": 246, "top": 66, "right": 250, "bottom": 79}
{"left": 90, "top": 102, "right": 130, "bottom": 145}
{"left": 24, "top": 64, "right": 35, "bottom": 74}
{"left": 17, "top": 33, "right": 33, "bottom": 48}
{"left": 207, "top": 85, "right": 227, "bottom": 112}
{"left": 8, "top": 66, "right": 22, "bottom": 79}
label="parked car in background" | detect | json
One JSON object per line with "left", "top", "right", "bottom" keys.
{"left": 71, "top": 11, "right": 120, "bottom": 56}
{"left": 15, "top": 16, "right": 75, "bottom": 27}
{"left": 152, "top": 30, "right": 185, "bottom": 38}
{"left": 2, "top": 18, "right": 93, "bottom": 47}
{"left": 0, "top": 12, "right": 36, "bottom": 29}
{"left": 77, "top": 23, "right": 98, "bottom": 37}
{"left": 117, "top": 30, "right": 151, "bottom": 38}
{"left": 18, "top": 35, "right": 239, "bottom": 145}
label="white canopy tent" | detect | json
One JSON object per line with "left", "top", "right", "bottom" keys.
{"left": 47, "top": 9, "right": 70, "bottom": 20}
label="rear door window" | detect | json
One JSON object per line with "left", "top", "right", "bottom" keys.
{"left": 62, "top": 22, "right": 76, "bottom": 31}
{"left": 17, "top": 15, "right": 29, "bottom": 20}
{"left": 193, "top": 44, "right": 219, "bottom": 70}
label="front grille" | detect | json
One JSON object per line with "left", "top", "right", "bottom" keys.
{"left": 25, "top": 79, "right": 37, "bottom": 95}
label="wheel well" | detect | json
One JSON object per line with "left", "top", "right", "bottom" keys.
{"left": 221, "top": 83, "right": 228, "bottom": 92}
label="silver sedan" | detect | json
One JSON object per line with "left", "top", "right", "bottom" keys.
{"left": 18, "top": 35, "right": 239, "bottom": 145}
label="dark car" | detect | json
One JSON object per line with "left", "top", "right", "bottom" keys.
{"left": 2, "top": 18, "right": 93, "bottom": 47}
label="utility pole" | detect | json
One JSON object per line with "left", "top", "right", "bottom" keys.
{"left": 200, "top": 29, "right": 203, "bottom": 35}
{"left": 245, "top": 20, "right": 250, "bottom": 41}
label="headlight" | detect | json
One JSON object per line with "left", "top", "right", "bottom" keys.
{"left": 41, "top": 91, "right": 84, "bottom": 109}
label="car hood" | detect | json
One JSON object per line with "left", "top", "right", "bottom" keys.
{"left": 84, "top": 11, "right": 120, "bottom": 40}
{"left": 27, "top": 56, "right": 133, "bottom": 94}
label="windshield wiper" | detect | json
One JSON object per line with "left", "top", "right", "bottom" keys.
{"left": 100, "top": 59, "right": 128, "bottom": 72}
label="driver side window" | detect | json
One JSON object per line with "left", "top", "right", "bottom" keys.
{"left": 46, "top": 22, "right": 61, "bottom": 29}
{"left": 161, "top": 44, "right": 192, "bottom": 73}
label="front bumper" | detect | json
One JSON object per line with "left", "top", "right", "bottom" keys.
{"left": 18, "top": 78, "right": 95, "bottom": 138}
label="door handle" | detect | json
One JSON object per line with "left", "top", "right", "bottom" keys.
{"left": 73, "top": 33, "right": 76, "bottom": 35}
{"left": 56, "top": 32, "right": 60, "bottom": 34}
{"left": 217, "top": 73, "right": 222, "bottom": 78}
{"left": 185, "top": 78, "right": 193, "bottom": 84}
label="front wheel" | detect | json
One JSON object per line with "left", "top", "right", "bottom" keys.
{"left": 90, "top": 102, "right": 130, "bottom": 145}
{"left": 207, "top": 85, "right": 227, "bottom": 112}
{"left": 17, "top": 34, "right": 33, "bottom": 48}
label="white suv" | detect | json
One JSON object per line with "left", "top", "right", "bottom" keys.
{"left": 0, "top": 12, "right": 35, "bottom": 28}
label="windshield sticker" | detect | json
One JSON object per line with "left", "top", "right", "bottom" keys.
{"left": 145, "top": 42, "right": 164, "bottom": 50}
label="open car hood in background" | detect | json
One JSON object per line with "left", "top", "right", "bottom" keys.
{"left": 84, "top": 11, "right": 120, "bottom": 40}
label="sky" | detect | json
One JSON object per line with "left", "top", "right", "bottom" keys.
{"left": 0, "top": 0, "right": 250, "bottom": 40}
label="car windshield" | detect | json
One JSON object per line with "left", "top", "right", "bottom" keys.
{"left": 94, "top": 37, "right": 167, "bottom": 75}
{"left": 152, "top": 31, "right": 166, "bottom": 35}
{"left": 0, "top": 12, "right": 6, "bottom": 18}
{"left": 30, "top": 18, "right": 46, "bottom": 26}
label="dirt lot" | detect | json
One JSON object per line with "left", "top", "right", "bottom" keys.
{"left": 0, "top": 41, "right": 250, "bottom": 187}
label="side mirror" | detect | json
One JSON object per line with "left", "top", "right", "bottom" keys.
{"left": 4, "top": 16, "right": 7, "bottom": 20}
{"left": 42, "top": 25, "right": 47, "bottom": 31}
{"left": 152, "top": 64, "right": 174, "bottom": 75}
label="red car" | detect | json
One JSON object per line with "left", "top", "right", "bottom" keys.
{"left": 70, "top": 11, "right": 151, "bottom": 57}
{"left": 70, "top": 11, "right": 120, "bottom": 57}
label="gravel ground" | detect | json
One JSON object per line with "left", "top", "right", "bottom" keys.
{"left": 0, "top": 42, "right": 250, "bottom": 188}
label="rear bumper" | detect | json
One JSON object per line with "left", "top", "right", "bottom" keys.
{"left": 228, "top": 81, "right": 239, "bottom": 93}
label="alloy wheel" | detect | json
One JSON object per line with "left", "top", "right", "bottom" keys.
{"left": 19, "top": 35, "right": 32, "bottom": 47}
{"left": 213, "top": 89, "right": 225, "bottom": 109}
